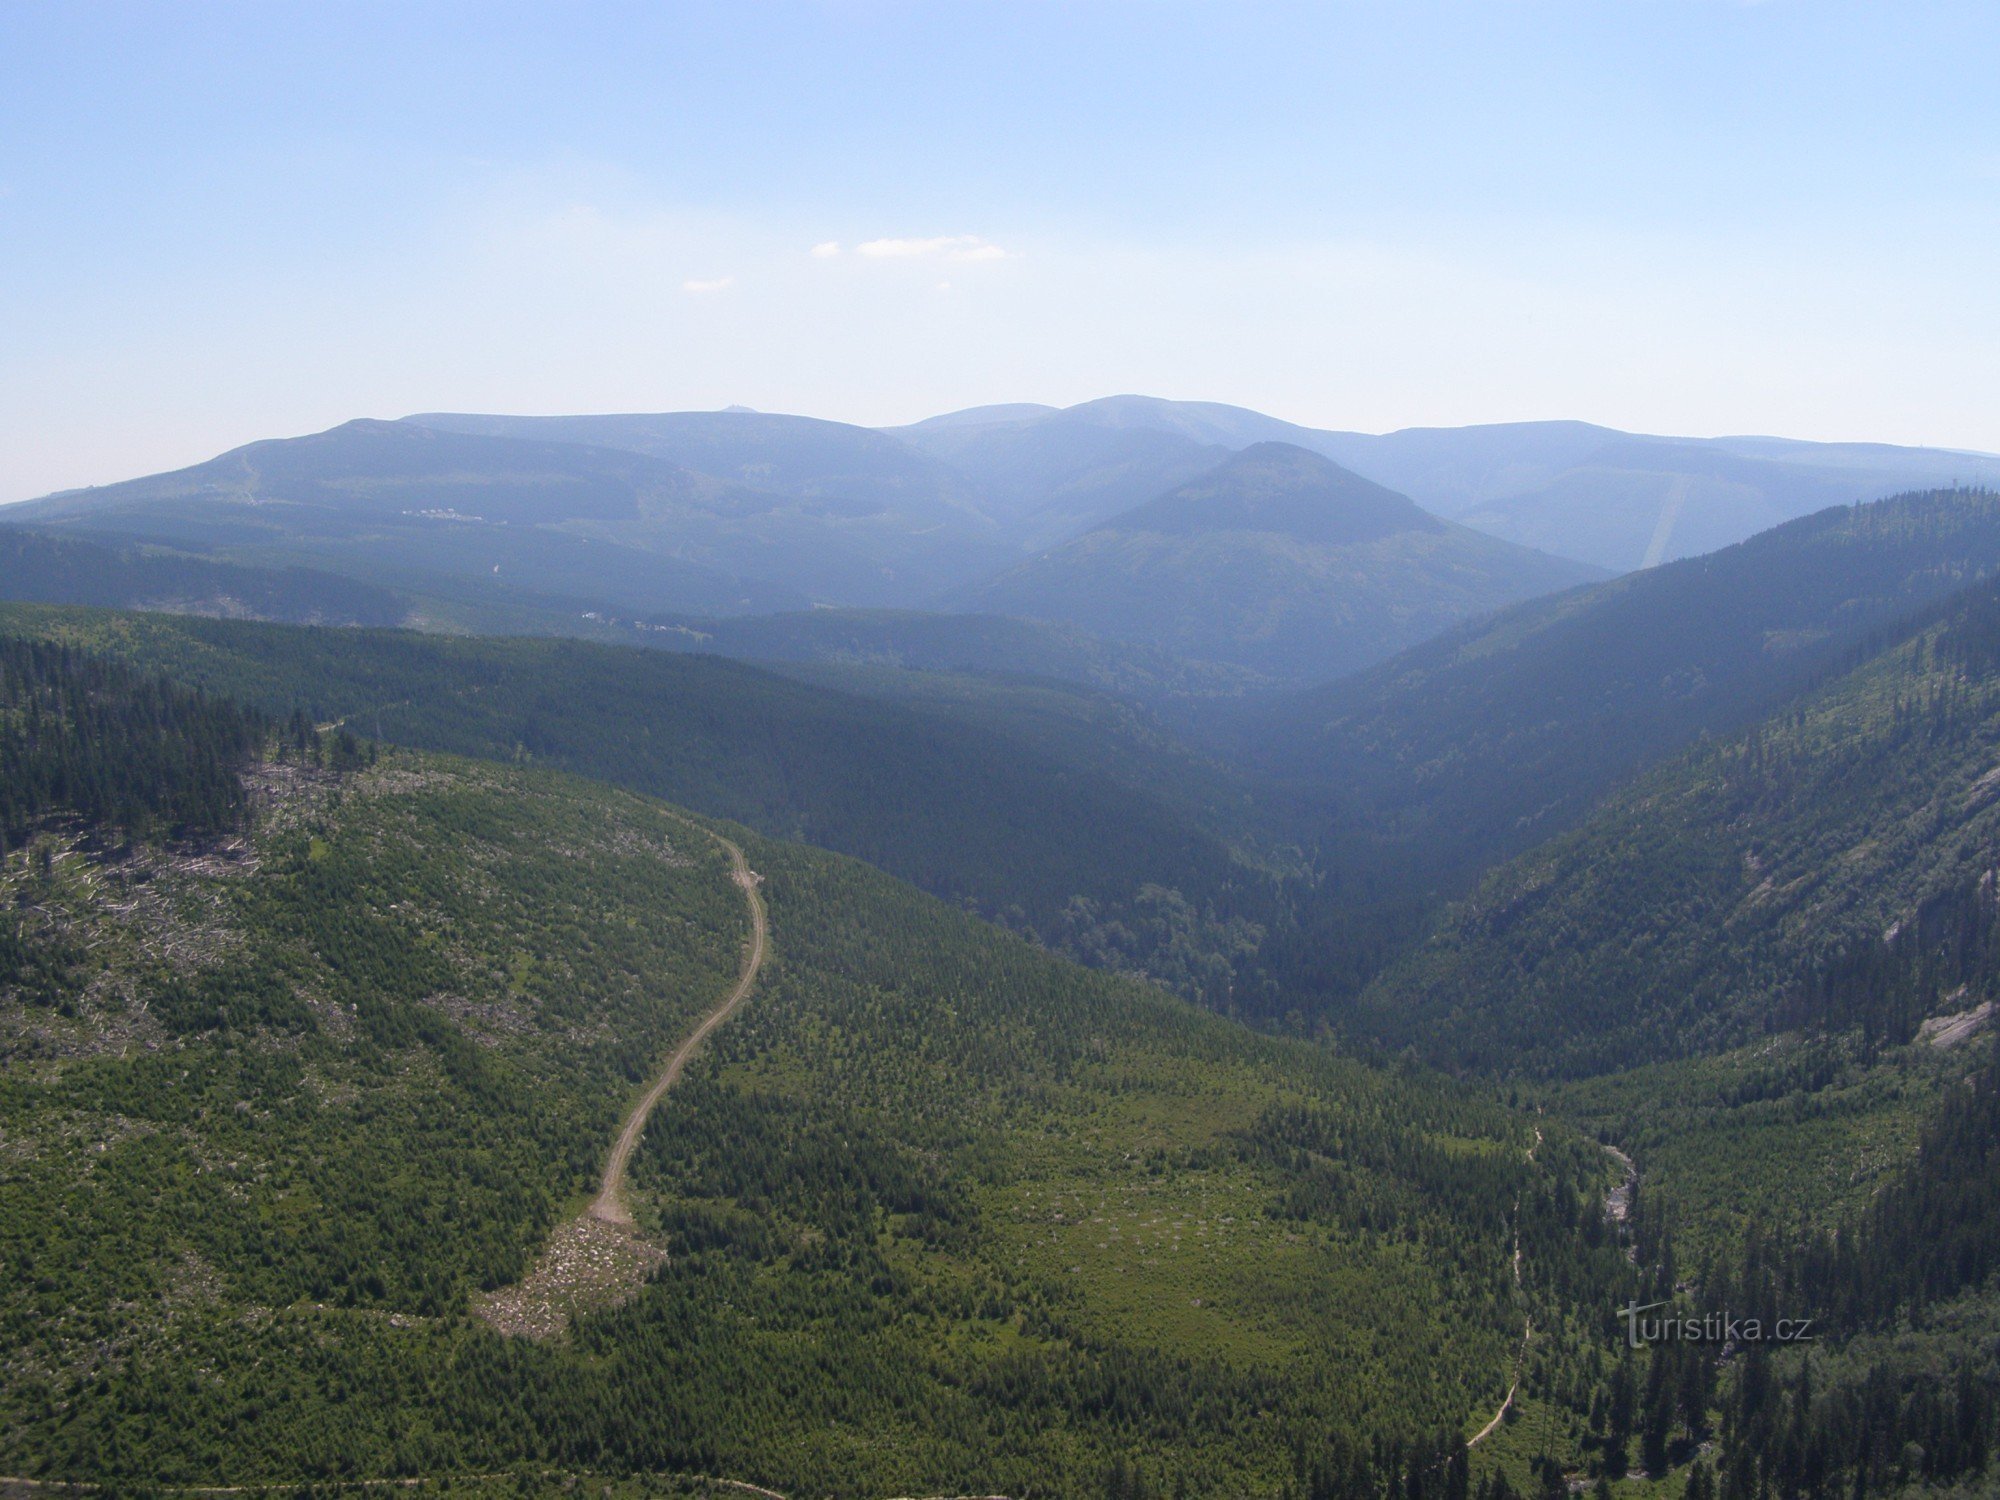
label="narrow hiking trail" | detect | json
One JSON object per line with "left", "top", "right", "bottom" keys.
{"left": 1469, "top": 1125, "right": 1542, "bottom": 1450}
{"left": 1466, "top": 1368, "right": 1525, "bottom": 1449}
{"left": 1603, "top": 1142, "right": 1638, "bottom": 1255}
{"left": 1466, "top": 1134, "right": 1637, "bottom": 1454}
{"left": 474, "top": 820, "right": 767, "bottom": 1339}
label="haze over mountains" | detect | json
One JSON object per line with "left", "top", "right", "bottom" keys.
{"left": 1234, "top": 488, "right": 2000, "bottom": 882}
{"left": 892, "top": 395, "right": 2000, "bottom": 570}
{"left": 10, "top": 414, "right": 2000, "bottom": 1499}
{"left": 10, "top": 469, "right": 2000, "bottom": 1494}
{"left": 950, "top": 442, "right": 1599, "bottom": 681}
{"left": 10, "top": 394, "right": 1996, "bottom": 696}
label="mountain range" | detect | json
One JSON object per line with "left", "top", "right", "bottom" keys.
{"left": 893, "top": 395, "right": 2000, "bottom": 570}
{"left": 10, "top": 396, "right": 1998, "bottom": 702}
{"left": 6, "top": 447, "right": 2000, "bottom": 1493}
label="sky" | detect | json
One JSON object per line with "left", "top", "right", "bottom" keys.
{"left": 3, "top": 0, "right": 1999, "bottom": 501}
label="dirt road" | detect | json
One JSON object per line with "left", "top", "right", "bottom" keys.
{"left": 591, "top": 826, "right": 766, "bottom": 1225}
{"left": 1466, "top": 1369, "right": 1523, "bottom": 1448}
{"left": 473, "top": 821, "right": 767, "bottom": 1338}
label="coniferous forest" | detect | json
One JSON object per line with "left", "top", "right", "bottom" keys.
{"left": 12, "top": 7, "right": 2000, "bottom": 1492}
{"left": 0, "top": 635, "right": 262, "bottom": 847}
{"left": 3, "top": 487, "right": 1998, "bottom": 1495}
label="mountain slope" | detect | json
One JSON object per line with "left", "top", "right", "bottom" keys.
{"left": 898, "top": 399, "right": 1630, "bottom": 510}
{"left": 6, "top": 418, "right": 805, "bottom": 614}
{"left": 24, "top": 398, "right": 1996, "bottom": 624}
{"left": 0, "top": 653, "right": 1599, "bottom": 1494}
{"left": 0, "top": 603, "right": 1293, "bottom": 1010}
{"left": 1326, "top": 424, "right": 2000, "bottom": 570}
{"left": 400, "top": 409, "right": 1015, "bottom": 597}
{"left": 907, "top": 397, "right": 2000, "bottom": 570}
{"left": 1240, "top": 489, "right": 2000, "bottom": 888}
{"left": 0, "top": 525, "right": 413, "bottom": 627}
{"left": 406, "top": 407, "right": 988, "bottom": 527}
{"left": 1453, "top": 434, "right": 1949, "bottom": 570}
{"left": 950, "top": 442, "right": 1603, "bottom": 683}
{"left": 7, "top": 416, "right": 1013, "bottom": 612}
{"left": 18, "top": 415, "right": 711, "bottom": 525}
{"left": 890, "top": 406, "right": 1231, "bottom": 547}
{"left": 635, "top": 605, "right": 1269, "bottom": 700}
{"left": 755, "top": 659, "right": 1295, "bottom": 856}
{"left": 2, "top": 445, "right": 1254, "bottom": 695}
{"left": 1355, "top": 570, "right": 2000, "bottom": 1076}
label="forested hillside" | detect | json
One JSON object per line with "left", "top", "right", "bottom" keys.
{"left": 0, "top": 604, "right": 1298, "bottom": 1013}
{"left": 758, "top": 657, "right": 1287, "bottom": 847}
{"left": 7, "top": 504, "right": 2000, "bottom": 1495}
{"left": 638, "top": 605, "right": 1265, "bottom": 701}
{"left": 953, "top": 444, "right": 1602, "bottom": 683}
{"left": 0, "top": 654, "right": 1626, "bottom": 1495}
{"left": 0, "top": 634, "right": 264, "bottom": 847}
{"left": 2, "top": 568, "right": 1995, "bottom": 1497}
{"left": 0, "top": 527, "right": 412, "bottom": 628}
{"left": 0, "top": 522, "right": 1228, "bottom": 689}
{"left": 1357, "top": 565, "right": 2000, "bottom": 1076}
{"left": 1241, "top": 489, "right": 2000, "bottom": 890}
{"left": 1544, "top": 1032, "right": 2000, "bottom": 1500}
{"left": 17, "top": 1, "right": 2000, "bottom": 1491}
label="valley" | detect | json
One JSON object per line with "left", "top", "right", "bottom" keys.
{"left": 3, "top": 404, "right": 1999, "bottom": 1499}
{"left": 0, "top": 684, "right": 1585, "bottom": 1494}
{"left": 14, "top": 4, "right": 2000, "bottom": 1494}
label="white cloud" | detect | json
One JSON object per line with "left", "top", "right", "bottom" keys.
{"left": 856, "top": 234, "right": 1008, "bottom": 262}
{"left": 681, "top": 275, "right": 734, "bottom": 294}
{"left": 809, "top": 240, "right": 842, "bottom": 258}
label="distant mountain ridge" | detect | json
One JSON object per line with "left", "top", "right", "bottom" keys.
{"left": 7, "top": 418, "right": 806, "bottom": 613}
{"left": 12, "top": 395, "right": 1998, "bottom": 699}
{"left": 950, "top": 442, "right": 1602, "bottom": 683}
{"left": 6, "top": 416, "right": 1020, "bottom": 615}
{"left": 896, "top": 396, "right": 2000, "bottom": 570}
{"left": 406, "top": 408, "right": 989, "bottom": 528}
{"left": 887, "top": 408, "right": 1232, "bottom": 550}
{"left": 1, "top": 409, "right": 1611, "bottom": 693}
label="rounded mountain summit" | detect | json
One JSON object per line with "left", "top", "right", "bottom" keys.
{"left": 945, "top": 441, "right": 1605, "bottom": 683}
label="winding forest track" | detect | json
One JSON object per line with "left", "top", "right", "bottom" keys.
{"left": 591, "top": 823, "right": 766, "bottom": 1226}
{"left": 1468, "top": 1126, "right": 1542, "bottom": 1450}
{"left": 1464, "top": 1136, "right": 1634, "bottom": 1452}
{"left": 9, "top": 827, "right": 995, "bottom": 1498}
{"left": 473, "top": 819, "right": 766, "bottom": 1339}
{"left": 1465, "top": 1370, "right": 1523, "bottom": 1449}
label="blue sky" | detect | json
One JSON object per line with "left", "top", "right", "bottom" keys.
{"left": 4, "top": 1, "right": 1998, "bottom": 499}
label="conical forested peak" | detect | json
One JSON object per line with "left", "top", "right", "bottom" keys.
{"left": 1104, "top": 440, "right": 1444, "bottom": 545}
